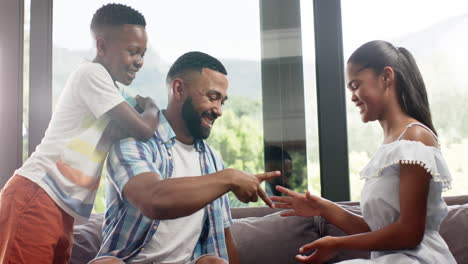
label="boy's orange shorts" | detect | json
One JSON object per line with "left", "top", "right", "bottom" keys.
{"left": 0, "top": 175, "right": 74, "bottom": 264}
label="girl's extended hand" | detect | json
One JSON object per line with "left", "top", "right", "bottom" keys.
{"left": 271, "top": 186, "right": 325, "bottom": 217}
{"left": 295, "top": 236, "right": 339, "bottom": 264}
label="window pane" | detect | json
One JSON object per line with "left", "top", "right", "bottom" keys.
{"left": 259, "top": 0, "right": 318, "bottom": 200}
{"left": 342, "top": 0, "right": 468, "bottom": 200}
{"left": 300, "top": 0, "right": 320, "bottom": 195}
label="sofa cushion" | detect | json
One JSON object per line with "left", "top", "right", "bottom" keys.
{"left": 444, "top": 195, "right": 468, "bottom": 205}
{"left": 71, "top": 213, "right": 103, "bottom": 264}
{"left": 440, "top": 203, "right": 468, "bottom": 264}
{"left": 231, "top": 211, "right": 321, "bottom": 264}
{"left": 231, "top": 206, "right": 284, "bottom": 219}
{"left": 71, "top": 199, "right": 468, "bottom": 264}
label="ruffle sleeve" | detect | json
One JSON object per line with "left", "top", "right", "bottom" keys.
{"left": 360, "top": 140, "right": 452, "bottom": 191}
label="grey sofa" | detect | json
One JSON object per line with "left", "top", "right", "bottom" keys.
{"left": 71, "top": 195, "right": 468, "bottom": 264}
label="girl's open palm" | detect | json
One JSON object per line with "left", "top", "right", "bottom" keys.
{"left": 271, "top": 186, "right": 324, "bottom": 217}
{"left": 295, "top": 236, "right": 338, "bottom": 264}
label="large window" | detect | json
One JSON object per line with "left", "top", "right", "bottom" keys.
{"left": 342, "top": 0, "right": 468, "bottom": 200}
{"left": 52, "top": 0, "right": 317, "bottom": 211}
{"left": 7, "top": 0, "right": 467, "bottom": 202}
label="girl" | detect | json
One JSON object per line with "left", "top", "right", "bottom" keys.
{"left": 272, "top": 40, "right": 456, "bottom": 263}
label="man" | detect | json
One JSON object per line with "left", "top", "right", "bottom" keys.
{"left": 92, "top": 51, "right": 279, "bottom": 264}
{"left": 264, "top": 145, "right": 293, "bottom": 196}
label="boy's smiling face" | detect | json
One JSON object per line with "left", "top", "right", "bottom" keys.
{"left": 97, "top": 24, "right": 148, "bottom": 86}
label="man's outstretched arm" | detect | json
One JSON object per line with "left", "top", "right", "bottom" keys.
{"left": 122, "top": 169, "right": 279, "bottom": 220}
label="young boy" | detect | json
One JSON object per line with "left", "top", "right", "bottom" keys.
{"left": 0, "top": 4, "right": 158, "bottom": 263}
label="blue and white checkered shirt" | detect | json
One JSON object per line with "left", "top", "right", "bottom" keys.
{"left": 96, "top": 112, "right": 233, "bottom": 262}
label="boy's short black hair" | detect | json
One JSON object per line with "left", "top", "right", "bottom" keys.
{"left": 166, "top": 51, "right": 228, "bottom": 84}
{"left": 90, "top": 3, "right": 146, "bottom": 31}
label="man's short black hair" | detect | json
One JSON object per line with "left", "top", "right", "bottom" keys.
{"left": 90, "top": 3, "right": 146, "bottom": 32}
{"left": 264, "top": 145, "right": 292, "bottom": 162}
{"left": 166, "top": 51, "right": 228, "bottom": 84}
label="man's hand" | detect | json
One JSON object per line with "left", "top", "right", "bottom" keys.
{"left": 271, "top": 186, "right": 327, "bottom": 217}
{"left": 295, "top": 236, "right": 339, "bottom": 264}
{"left": 230, "top": 170, "right": 280, "bottom": 207}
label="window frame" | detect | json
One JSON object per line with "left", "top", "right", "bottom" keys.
{"left": 0, "top": 0, "right": 24, "bottom": 188}
{"left": 28, "top": 0, "right": 53, "bottom": 155}
{"left": 312, "top": 0, "right": 350, "bottom": 201}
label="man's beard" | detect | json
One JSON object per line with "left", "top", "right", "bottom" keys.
{"left": 182, "top": 97, "right": 216, "bottom": 140}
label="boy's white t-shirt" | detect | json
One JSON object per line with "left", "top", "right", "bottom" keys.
{"left": 16, "top": 61, "right": 125, "bottom": 224}
{"left": 131, "top": 140, "right": 206, "bottom": 264}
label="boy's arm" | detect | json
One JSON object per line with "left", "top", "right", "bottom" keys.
{"left": 106, "top": 96, "right": 159, "bottom": 142}
{"left": 77, "top": 65, "right": 158, "bottom": 141}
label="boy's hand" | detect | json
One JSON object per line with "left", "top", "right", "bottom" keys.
{"left": 135, "top": 95, "right": 158, "bottom": 113}
{"left": 271, "top": 186, "right": 326, "bottom": 217}
{"left": 56, "top": 160, "right": 100, "bottom": 190}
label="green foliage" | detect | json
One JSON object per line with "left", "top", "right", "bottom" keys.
{"left": 207, "top": 96, "right": 266, "bottom": 208}
{"left": 288, "top": 151, "right": 308, "bottom": 193}
{"left": 207, "top": 96, "right": 264, "bottom": 172}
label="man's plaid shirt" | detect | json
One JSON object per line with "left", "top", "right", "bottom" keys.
{"left": 96, "top": 112, "right": 232, "bottom": 262}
